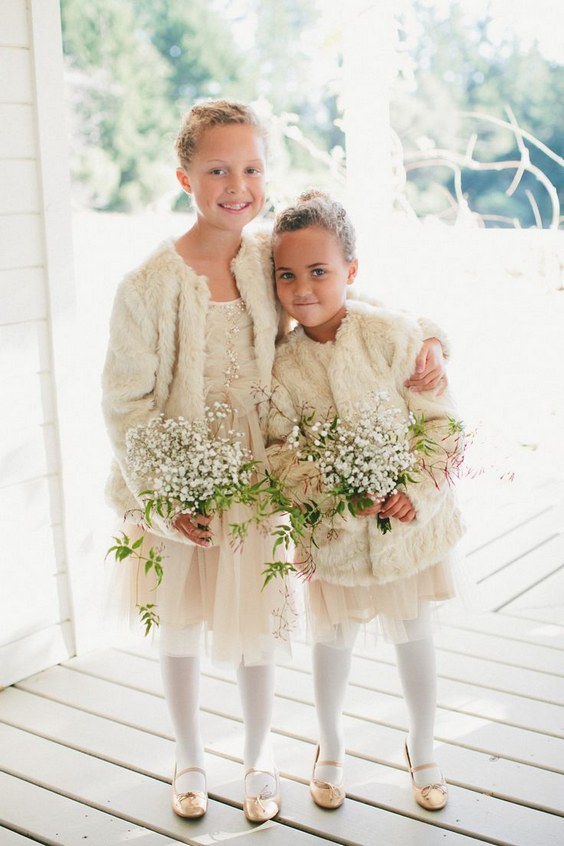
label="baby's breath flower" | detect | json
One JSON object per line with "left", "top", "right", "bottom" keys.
{"left": 125, "top": 406, "right": 256, "bottom": 521}
{"left": 285, "top": 391, "right": 416, "bottom": 514}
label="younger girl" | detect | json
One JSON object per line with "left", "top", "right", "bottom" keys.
{"left": 268, "top": 190, "right": 465, "bottom": 812}
{"left": 102, "top": 101, "right": 448, "bottom": 823}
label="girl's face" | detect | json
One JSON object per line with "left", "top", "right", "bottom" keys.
{"left": 273, "top": 226, "right": 358, "bottom": 343}
{"left": 177, "top": 124, "right": 266, "bottom": 232}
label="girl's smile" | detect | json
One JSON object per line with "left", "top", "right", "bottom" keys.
{"left": 273, "top": 227, "right": 358, "bottom": 343}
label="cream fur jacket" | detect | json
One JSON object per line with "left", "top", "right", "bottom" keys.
{"left": 268, "top": 300, "right": 465, "bottom": 587}
{"left": 101, "top": 231, "right": 278, "bottom": 542}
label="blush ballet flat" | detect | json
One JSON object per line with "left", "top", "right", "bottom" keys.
{"left": 171, "top": 765, "right": 208, "bottom": 818}
{"left": 243, "top": 768, "right": 281, "bottom": 822}
{"left": 404, "top": 741, "right": 448, "bottom": 811}
{"left": 309, "top": 745, "right": 346, "bottom": 809}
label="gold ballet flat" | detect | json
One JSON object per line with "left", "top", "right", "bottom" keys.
{"left": 309, "top": 745, "right": 345, "bottom": 809}
{"left": 172, "top": 765, "right": 208, "bottom": 818}
{"left": 404, "top": 741, "right": 448, "bottom": 811}
{"left": 243, "top": 768, "right": 281, "bottom": 822}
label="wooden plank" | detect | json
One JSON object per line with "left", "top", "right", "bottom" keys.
{"left": 3, "top": 684, "right": 560, "bottom": 844}
{"left": 0, "top": 105, "right": 36, "bottom": 158}
{"left": 0, "top": 828, "right": 40, "bottom": 846}
{"left": 2, "top": 684, "right": 564, "bottom": 819}
{"left": 502, "top": 565, "right": 564, "bottom": 615}
{"left": 0, "top": 0, "right": 30, "bottom": 47}
{"left": 279, "top": 660, "right": 564, "bottom": 740}
{"left": 0, "top": 160, "right": 39, "bottom": 214}
{"left": 461, "top": 489, "right": 553, "bottom": 555}
{"left": 467, "top": 506, "right": 561, "bottom": 583}
{"left": 20, "top": 652, "right": 564, "bottom": 801}
{"left": 0, "top": 772, "right": 185, "bottom": 846}
{"left": 474, "top": 533, "right": 564, "bottom": 612}
{"left": 276, "top": 641, "right": 564, "bottom": 736}
{"left": 0, "top": 622, "right": 73, "bottom": 688}
{"left": 437, "top": 608, "right": 564, "bottom": 651}
{"left": 71, "top": 647, "right": 564, "bottom": 767}
{"left": 432, "top": 621, "right": 564, "bottom": 676}
{"left": 506, "top": 606, "right": 564, "bottom": 627}
{"left": 0, "top": 725, "right": 355, "bottom": 846}
{"left": 215, "top": 772, "right": 515, "bottom": 846}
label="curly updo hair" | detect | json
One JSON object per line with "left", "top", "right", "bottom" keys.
{"left": 272, "top": 189, "right": 356, "bottom": 262}
{"left": 175, "top": 99, "right": 267, "bottom": 170}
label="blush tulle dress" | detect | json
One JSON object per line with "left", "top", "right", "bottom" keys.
{"left": 111, "top": 298, "right": 296, "bottom": 666}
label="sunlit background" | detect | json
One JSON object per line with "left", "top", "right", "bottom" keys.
{"left": 59, "top": 0, "right": 563, "bottom": 573}
{"left": 61, "top": 0, "right": 563, "bottom": 225}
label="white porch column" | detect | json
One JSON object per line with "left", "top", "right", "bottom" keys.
{"left": 344, "top": 0, "right": 399, "bottom": 283}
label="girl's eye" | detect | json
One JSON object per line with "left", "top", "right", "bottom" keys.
{"left": 312, "top": 267, "right": 325, "bottom": 277}
{"left": 246, "top": 167, "right": 262, "bottom": 175}
{"left": 278, "top": 272, "right": 294, "bottom": 281}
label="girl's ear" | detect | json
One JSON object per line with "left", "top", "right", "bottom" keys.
{"left": 176, "top": 168, "right": 192, "bottom": 194}
{"left": 347, "top": 259, "right": 359, "bottom": 285}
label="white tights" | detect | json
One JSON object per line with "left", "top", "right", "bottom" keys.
{"left": 159, "top": 624, "right": 276, "bottom": 795}
{"left": 313, "top": 603, "right": 441, "bottom": 787}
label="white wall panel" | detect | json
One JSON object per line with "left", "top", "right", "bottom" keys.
{"left": 0, "top": 321, "right": 51, "bottom": 374}
{"left": 0, "top": 0, "right": 30, "bottom": 47}
{"left": 0, "top": 214, "right": 44, "bottom": 269}
{"left": 0, "top": 267, "right": 47, "bottom": 324}
{"left": 0, "top": 105, "right": 37, "bottom": 158}
{"left": 0, "top": 47, "right": 33, "bottom": 103}
{"left": 0, "top": 160, "right": 40, "bottom": 214}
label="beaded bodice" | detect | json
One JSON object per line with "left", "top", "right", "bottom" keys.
{"left": 204, "top": 299, "right": 259, "bottom": 404}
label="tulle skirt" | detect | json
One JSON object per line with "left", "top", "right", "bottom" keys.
{"left": 110, "top": 510, "right": 296, "bottom": 666}
{"left": 305, "top": 554, "right": 459, "bottom": 646}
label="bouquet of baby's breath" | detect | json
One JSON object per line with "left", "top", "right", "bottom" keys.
{"left": 234, "top": 391, "right": 464, "bottom": 585}
{"left": 106, "top": 403, "right": 262, "bottom": 634}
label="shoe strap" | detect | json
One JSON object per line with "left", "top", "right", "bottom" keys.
{"left": 316, "top": 759, "right": 343, "bottom": 768}
{"left": 409, "top": 761, "right": 440, "bottom": 774}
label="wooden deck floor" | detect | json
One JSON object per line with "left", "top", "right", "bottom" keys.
{"left": 1, "top": 476, "right": 563, "bottom": 845}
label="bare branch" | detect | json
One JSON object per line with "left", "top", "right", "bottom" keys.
{"left": 458, "top": 110, "right": 564, "bottom": 168}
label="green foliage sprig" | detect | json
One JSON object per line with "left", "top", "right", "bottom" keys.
{"left": 105, "top": 531, "right": 164, "bottom": 636}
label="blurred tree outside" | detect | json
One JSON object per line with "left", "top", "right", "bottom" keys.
{"left": 394, "top": 0, "right": 564, "bottom": 227}
{"left": 61, "top": 0, "right": 563, "bottom": 227}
